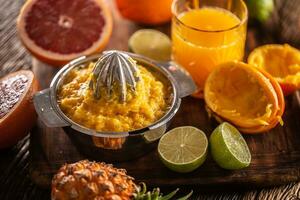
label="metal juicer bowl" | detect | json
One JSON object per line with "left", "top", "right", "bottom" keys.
{"left": 33, "top": 52, "right": 196, "bottom": 162}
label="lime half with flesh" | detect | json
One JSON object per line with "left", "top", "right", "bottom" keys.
{"left": 158, "top": 126, "right": 208, "bottom": 173}
{"left": 210, "top": 122, "right": 251, "bottom": 170}
{"left": 128, "top": 29, "right": 171, "bottom": 62}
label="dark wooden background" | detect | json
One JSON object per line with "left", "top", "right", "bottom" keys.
{"left": 1, "top": 0, "right": 300, "bottom": 199}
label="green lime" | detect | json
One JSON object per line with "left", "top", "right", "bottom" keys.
{"left": 128, "top": 29, "right": 171, "bottom": 61}
{"left": 247, "top": 0, "right": 274, "bottom": 23}
{"left": 158, "top": 126, "right": 208, "bottom": 173}
{"left": 210, "top": 122, "right": 251, "bottom": 170}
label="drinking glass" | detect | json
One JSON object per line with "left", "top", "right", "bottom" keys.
{"left": 172, "top": 0, "right": 248, "bottom": 97}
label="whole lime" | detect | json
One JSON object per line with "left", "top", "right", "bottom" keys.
{"left": 247, "top": 0, "right": 274, "bottom": 23}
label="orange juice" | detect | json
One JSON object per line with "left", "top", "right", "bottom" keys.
{"left": 172, "top": 7, "right": 247, "bottom": 97}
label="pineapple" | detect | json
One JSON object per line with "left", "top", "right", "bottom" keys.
{"left": 52, "top": 160, "right": 192, "bottom": 200}
{"left": 52, "top": 160, "right": 135, "bottom": 200}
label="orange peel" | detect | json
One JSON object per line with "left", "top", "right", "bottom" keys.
{"left": 204, "top": 61, "right": 285, "bottom": 134}
{"left": 115, "top": 0, "right": 172, "bottom": 25}
{"left": 248, "top": 44, "right": 300, "bottom": 95}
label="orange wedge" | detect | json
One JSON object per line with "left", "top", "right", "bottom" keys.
{"left": 204, "top": 61, "right": 285, "bottom": 134}
{"left": 248, "top": 44, "right": 300, "bottom": 95}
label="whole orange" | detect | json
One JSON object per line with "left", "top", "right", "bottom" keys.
{"left": 115, "top": 0, "right": 172, "bottom": 25}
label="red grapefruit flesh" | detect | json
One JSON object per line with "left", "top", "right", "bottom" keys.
{"left": 0, "top": 70, "right": 39, "bottom": 148}
{"left": 17, "top": 0, "right": 113, "bottom": 66}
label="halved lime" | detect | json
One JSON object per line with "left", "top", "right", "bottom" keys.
{"left": 158, "top": 126, "right": 208, "bottom": 173}
{"left": 210, "top": 122, "right": 251, "bottom": 170}
{"left": 128, "top": 29, "right": 171, "bottom": 61}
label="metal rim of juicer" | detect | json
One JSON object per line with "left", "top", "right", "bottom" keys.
{"left": 44, "top": 52, "right": 183, "bottom": 138}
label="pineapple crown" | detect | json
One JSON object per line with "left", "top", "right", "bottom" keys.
{"left": 133, "top": 182, "right": 193, "bottom": 200}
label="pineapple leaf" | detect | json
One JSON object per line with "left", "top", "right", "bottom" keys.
{"left": 158, "top": 188, "right": 179, "bottom": 200}
{"left": 134, "top": 182, "right": 192, "bottom": 200}
{"left": 177, "top": 190, "right": 193, "bottom": 200}
{"left": 146, "top": 191, "right": 151, "bottom": 200}
{"left": 151, "top": 188, "right": 160, "bottom": 199}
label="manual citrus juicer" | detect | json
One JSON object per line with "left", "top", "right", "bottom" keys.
{"left": 34, "top": 50, "right": 197, "bottom": 161}
{"left": 89, "top": 50, "right": 140, "bottom": 102}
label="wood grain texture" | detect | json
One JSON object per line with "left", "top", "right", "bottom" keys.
{"left": 29, "top": 0, "right": 300, "bottom": 191}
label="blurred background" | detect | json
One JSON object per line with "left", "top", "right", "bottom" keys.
{"left": 247, "top": 0, "right": 300, "bottom": 45}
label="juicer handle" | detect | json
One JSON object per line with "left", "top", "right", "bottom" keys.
{"left": 160, "top": 61, "right": 197, "bottom": 98}
{"left": 33, "top": 88, "right": 70, "bottom": 128}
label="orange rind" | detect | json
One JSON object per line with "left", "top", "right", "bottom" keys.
{"left": 116, "top": 0, "right": 172, "bottom": 25}
{"left": 204, "top": 61, "right": 284, "bottom": 134}
{"left": 248, "top": 44, "right": 300, "bottom": 95}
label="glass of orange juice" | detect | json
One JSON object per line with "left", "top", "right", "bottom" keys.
{"left": 172, "top": 0, "right": 248, "bottom": 98}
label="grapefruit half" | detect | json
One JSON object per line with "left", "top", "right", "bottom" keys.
{"left": 17, "top": 0, "right": 113, "bottom": 66}
{"left": 0, "top": 70, "right": 39, "bottom": 148}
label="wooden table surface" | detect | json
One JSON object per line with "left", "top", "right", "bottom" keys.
{"left": 1, "top": 0, "right": 300, "bottom": 199}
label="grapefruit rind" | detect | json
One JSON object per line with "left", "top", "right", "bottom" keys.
{"left": 0, "top": 70, "right": 39, "bottom": 148}
{"left": 17, "top": 0, "right": 113, "bottom": 66}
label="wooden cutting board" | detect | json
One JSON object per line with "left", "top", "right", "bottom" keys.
{"left": 29, "top": 68, "right": 300, "bottom": 189}
{"left": 29, "top": 0, "right": 300, "bottom": 190}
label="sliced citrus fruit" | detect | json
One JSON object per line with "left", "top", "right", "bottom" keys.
{"left": 210, "top": 122, "right": 251, "bottom": 170}
{"left": 0, "top": 70, "right": 39, "bottom": 148}
{"left": 17, "top": 0, "right": 113, "bottom": 66}
{"left": 128, "top": 29, "right": 171, "bottom": 62}
{"left": 244, "top": 67, "right": 284, "bottom": 128}
{"left": 158, "top": 126, "right": 208, "bottom": 173}
{"left": 204, "top": 61, "right": 284, "bottom": 134}
{"left": 248, "top": 44, "right": 300, "bottom": 95}
{"left": 206, "top": 105, "right": 284, "bottom": 134}
{"left": 237, "top": 67, "right": 285, "bottom": 133}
